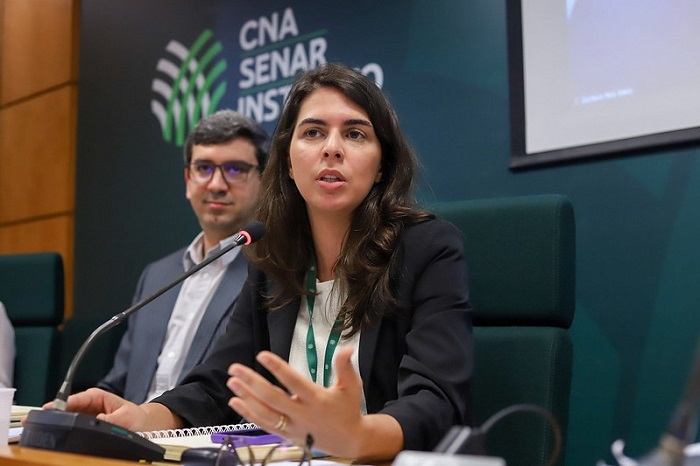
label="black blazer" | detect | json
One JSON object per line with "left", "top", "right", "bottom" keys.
{"left": 155, "top": 217, "right": 474, "bottom": 451}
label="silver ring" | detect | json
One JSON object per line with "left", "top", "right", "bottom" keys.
{"left": 274, "top": 413, "right": 288, "bottom": 432}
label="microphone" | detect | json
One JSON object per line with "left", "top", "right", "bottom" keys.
{"left": 604, "top": 337, "right": 700, "bottom": 466}
{"left": 637, "top": 338, "right": 700, "bottom": 466}
{"left": 20, "top": 221, "right": 265, "bottom": 462}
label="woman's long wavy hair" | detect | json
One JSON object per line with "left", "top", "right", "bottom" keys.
{"left": 247, "top": 63, "right": 429, "bottom": 335}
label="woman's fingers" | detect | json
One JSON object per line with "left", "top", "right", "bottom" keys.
{"left": 332, "top": 346, "right": 361, "bottom": 391}
{"left": 226, "top": 348, "right": 368, "bottom": 456}
{"left": 254, "top": 351, "right": 317, "bottom": 399}
{"left": 227, "top": 359, "right": 291, "bottom": 404}
{"left": 226, "top": 361, "right": 295, "bottom": 432}
{"left": 227, "top": 351, "right": 330, "bottom": 444}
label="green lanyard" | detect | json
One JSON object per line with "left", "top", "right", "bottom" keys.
{"left": 305, "top": 263, "right": 343, "bottom": 387}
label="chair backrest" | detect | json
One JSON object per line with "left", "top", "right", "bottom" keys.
{"left": 430, "top": 194, "right": 575, "bottom": 466}
{"left": 0, "top": 252, "right": 64, "bottom": 405}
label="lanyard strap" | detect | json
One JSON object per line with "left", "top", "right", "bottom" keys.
{"left": 305, "top": 263, "right": 343, "bottom": 387}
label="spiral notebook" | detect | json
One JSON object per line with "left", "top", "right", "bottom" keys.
{"left": 138, "top": 422, "right": 259, "bottom": 440}
{"left": 137, "top": 423, "right": 297, "bottom": 462}
{"left": 10, "top": 405, "right": 40, "bottom": 428}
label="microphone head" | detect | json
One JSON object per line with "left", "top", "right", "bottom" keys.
{"left": 236, "top": 221, "right": 266, "bottom": 245}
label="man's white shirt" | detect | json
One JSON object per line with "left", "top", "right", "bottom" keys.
{"left": 144, "top": 232, "right": 240, "bottom": 401}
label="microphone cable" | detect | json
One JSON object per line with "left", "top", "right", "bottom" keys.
{"left": 473, "top": 403, "right": 562, "bottom": 466}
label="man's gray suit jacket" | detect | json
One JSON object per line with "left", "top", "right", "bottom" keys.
{"left": 97, "top": 247, "right": 248, "bottom": 404}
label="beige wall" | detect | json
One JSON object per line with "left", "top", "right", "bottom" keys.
{"left": 0, "top": 0, "right": 78, "bottom": 315}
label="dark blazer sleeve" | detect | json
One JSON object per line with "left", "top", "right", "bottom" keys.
{"left": 372, "top": 218, "right": 473, "bottom": 451}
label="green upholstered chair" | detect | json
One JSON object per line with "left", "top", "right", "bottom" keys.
{"left": 0, "top": 252, "right": 64, "bottom": 406}
{"left": 430, "top": 194, "right": 575, "bottom": 466}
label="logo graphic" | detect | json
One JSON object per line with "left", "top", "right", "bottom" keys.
{"left": 151, "top": 29, "right": 228, "bottom": 146}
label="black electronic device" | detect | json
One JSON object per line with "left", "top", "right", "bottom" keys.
{"left": 19, "top": 222, "right": 266, "bottom": 462}
{"left": 20, "top": 409, "right": 166, "bottom": 462}
{"left": 181, "top": 446, "right": 237, "bottom": 466}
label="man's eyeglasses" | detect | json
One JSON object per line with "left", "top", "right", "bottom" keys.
{"left": 188, "top": 160, "right": 259, "bottom": 185}
{"left": 214, "top": 433, "right": 314, "bottom": 466}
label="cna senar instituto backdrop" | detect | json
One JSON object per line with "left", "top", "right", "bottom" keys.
{"left": 74, "top": 1, "right": 505, "bottom": 316}
{"left": 153, "top": 8, "right": 386, "bottom": 141}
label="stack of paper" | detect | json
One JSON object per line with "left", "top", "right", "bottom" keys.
{"left": 10, "top": 405, "right": 39, "bottom": 428}
{"left": 8, "top": 427, "right": 22, "bottom": 443}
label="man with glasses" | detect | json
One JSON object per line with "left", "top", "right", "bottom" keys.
{"left": 97, "top": 110, "right": 269, "bottom": 404}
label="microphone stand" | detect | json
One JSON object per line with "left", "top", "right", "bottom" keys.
{"left": 20, "top": 222, "right": 264, "bottom": 462}
{"left": 638, "top": 337, "right": 700, "bottom": 466}
{"left": 606, "top": 337, "right": 700, "bottom": 466}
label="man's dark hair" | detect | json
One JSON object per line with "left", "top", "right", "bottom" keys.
{"left": 183, "top": 110, "right": 270, "bottom": 170}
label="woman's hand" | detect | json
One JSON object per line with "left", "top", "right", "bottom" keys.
{"left": 226, "top": 346, "right": 403, "bottom": 460}
{"left": 40, "top": 387, "right": 181, "bottom": 433}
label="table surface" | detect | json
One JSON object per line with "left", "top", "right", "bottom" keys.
{"left": 0, "top": 444, "right": 389, "bottom": 466}
{"left": 1, "top": 444, "right": 151, "bottom": 466}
